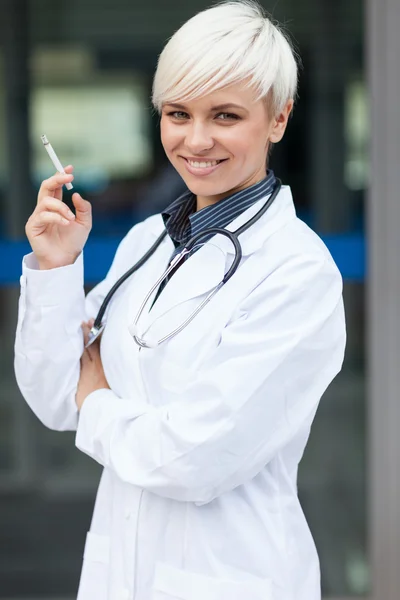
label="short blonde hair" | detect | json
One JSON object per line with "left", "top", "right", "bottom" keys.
{"left": 152, "top": 1, "right": 298, "bottom": 117}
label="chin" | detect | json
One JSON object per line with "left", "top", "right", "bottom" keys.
{"left": 180, "top": 177, "right": 231, "bottom": 198}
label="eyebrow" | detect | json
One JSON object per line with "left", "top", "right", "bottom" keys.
{"left": 164, "top": 102, "right": 248, "bottom": 113}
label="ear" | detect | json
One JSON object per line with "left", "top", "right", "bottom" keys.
{"left": 269, "top": 100, "right": 294, "bottom": 143}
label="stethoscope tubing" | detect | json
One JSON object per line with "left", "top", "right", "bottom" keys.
{"left": 87, "top": 230, "right": 168, "bottom": 346}
{"left": 86, "top": 180, "right": 282, "bottom": 349}
{"left": 130, "top": 283, "right": 224, "bottom": 348}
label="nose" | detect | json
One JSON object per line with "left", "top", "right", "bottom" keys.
{"left": 185, "top": 121, "right": 214, "bottom": 154}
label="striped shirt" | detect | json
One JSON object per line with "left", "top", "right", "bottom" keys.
{"left": 163, "top": 169, "right": 276, "bottom": 258}
{"left": 151, "top": 171, "right": 276, "bottom": 306}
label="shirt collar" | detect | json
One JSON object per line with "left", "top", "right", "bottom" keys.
{"left": 162, "top": 170, "right": 276, "bottom": 248}
{"left": 162, "top": 189, "right": 195, "bottom": 247}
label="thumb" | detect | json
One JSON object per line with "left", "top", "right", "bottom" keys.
{"left": 81, "top": 320, "right": 91, "bottom": 346}
{"left": 72, "top": 193, "right": 92, "bottom": 226}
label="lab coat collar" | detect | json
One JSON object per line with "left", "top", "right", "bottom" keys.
{"left": 148, "top": 185, "right": 295, "bottom": 257}
{"left": 141, "top": 186, "right": 296, "bottom": 331}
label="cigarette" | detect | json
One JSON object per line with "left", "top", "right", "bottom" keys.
{"left": 41, "top": 134, "right": 73, "bottom": 191}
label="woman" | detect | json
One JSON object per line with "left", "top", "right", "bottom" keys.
{"left": 15, "top": 2, "right": 346, "bottom": 599}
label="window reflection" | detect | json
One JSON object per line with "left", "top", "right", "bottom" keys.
{"left": 31, "top": 83, "right": 153, "bottom": 188}
{"left": 345, "top": 79, "right": 369, "bottom": 192}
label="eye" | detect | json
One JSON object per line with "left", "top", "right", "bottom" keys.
{"left": 167, "top": 111, "right": 189, "bottom": 120}
{"left": 215, "top": 112, "right": 240, "bottom": 121}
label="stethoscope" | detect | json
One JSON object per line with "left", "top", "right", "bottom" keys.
{"left": 86, "top": 179, "right": 282, "bottom": 350}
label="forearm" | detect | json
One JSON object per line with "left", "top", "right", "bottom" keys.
{"left": 75, "top": 256, "right": 345, "bottom": 504}
{"left": 14, "top": 252, "right": 86, "bottom": 430}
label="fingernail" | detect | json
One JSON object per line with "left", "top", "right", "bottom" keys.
{"left": 68, "top": 210, "right": 75, "bottom": 219}
{"left": 62, "top": 218, "right": 70, "bottom": 225}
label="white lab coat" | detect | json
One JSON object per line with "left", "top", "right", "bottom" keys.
{"left": 14, "top": 186, "right": 346, "bottom": 600}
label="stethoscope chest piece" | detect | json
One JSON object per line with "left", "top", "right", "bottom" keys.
{"left": 86, "top": 324, "right": 106, "bottom": 348}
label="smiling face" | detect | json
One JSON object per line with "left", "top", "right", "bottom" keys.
{"left": 160, "top": 83, "right": 293, "bottom": 210}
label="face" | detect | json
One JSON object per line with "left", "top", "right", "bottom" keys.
{"left": 160, "top": 82, "right": 293, "bottom": 209}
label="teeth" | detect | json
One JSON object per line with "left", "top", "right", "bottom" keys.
{"left": 187, "top": 159, "right": 220, "bottom": 168}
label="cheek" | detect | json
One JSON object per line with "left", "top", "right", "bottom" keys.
{"left": 160, "top": 120, "right": 170, "bottom": 152}
{"left": 160, "top": 120, "right": 181, "bottom": 155}
{"left": 245, "top": 123, "right": 269, "bottom": 151}
{"left": 247, "top": 133, "right": 270, "bottom": 165}
{"left": 224, "top": 124, "right": 268, "bottom": 160}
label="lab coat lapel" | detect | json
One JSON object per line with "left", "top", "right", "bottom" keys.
{"left": 213, "top": 185, "right": 295, "bottom": 255}
{"left": 140, "top": 185, "right": 295, "bottom": 332}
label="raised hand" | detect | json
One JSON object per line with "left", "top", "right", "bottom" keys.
{"left": 25, "top": 165, "right": 92, "bottom": 270}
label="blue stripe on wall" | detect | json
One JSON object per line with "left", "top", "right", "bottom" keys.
{"left": 0, "top": 234, "right": 365, "bottom": 285}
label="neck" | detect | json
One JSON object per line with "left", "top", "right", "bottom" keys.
{"left": 195, "top": 167, "right": 268, "bottom": 212}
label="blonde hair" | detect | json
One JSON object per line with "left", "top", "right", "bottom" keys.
{"left": 152, "top": 1, "right": 298, "bottom": 117}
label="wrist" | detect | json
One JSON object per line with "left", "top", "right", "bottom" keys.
{"left": 77, "top": 384, "right": 110, "bottom": 412}
{"left": 37, "top": 253, "right": 81, "bottom": 270}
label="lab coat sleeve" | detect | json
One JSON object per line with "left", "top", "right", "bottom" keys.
{"left": 14, "top": 223, "right": 145, "bottom": 431}
{"left": 75, "top": 253, "right": 346, "bottom": 503}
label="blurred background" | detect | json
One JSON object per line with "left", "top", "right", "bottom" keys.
{"left": 0, "top": 0, "right": 398, "bottom": 599}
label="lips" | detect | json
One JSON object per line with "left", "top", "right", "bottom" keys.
{"left": 181, "top": 157, "right": 228, "bottom": 177}
{"left": 186, "top": 159, "right": 222, "bottom": 168}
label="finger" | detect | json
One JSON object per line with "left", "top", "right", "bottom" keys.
{"left": 72, "top": 193, "right": 92, "bottom": 227}
{"left": 38, "top": 172, "right": 75, "bottom": 204}
{"left": 81, "top": 321, "right": 99, "bottom": 361}
{"left": 33, "top": 211, "right": 72, "bottom": 228}
{"left": 37, "top": 197, "right": 76, "bottom": 222}
{"left": 80, "top": 327, "right": 93, "bottom": 361}
{"left": 82, "top": 318, "right": 95, "bottom": 339}
{"left": 81, "top": 321, "right": 91, "bottom": 345}
{"left": 41, "top": 172, "right": 74, "bottom": 194}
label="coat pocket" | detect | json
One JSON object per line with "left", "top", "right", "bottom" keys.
{"left": 77, "top": 532, "right": 110, "bottom": 600}
{"left": 152, "top": 562, "right": 273, "bottom": 600}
